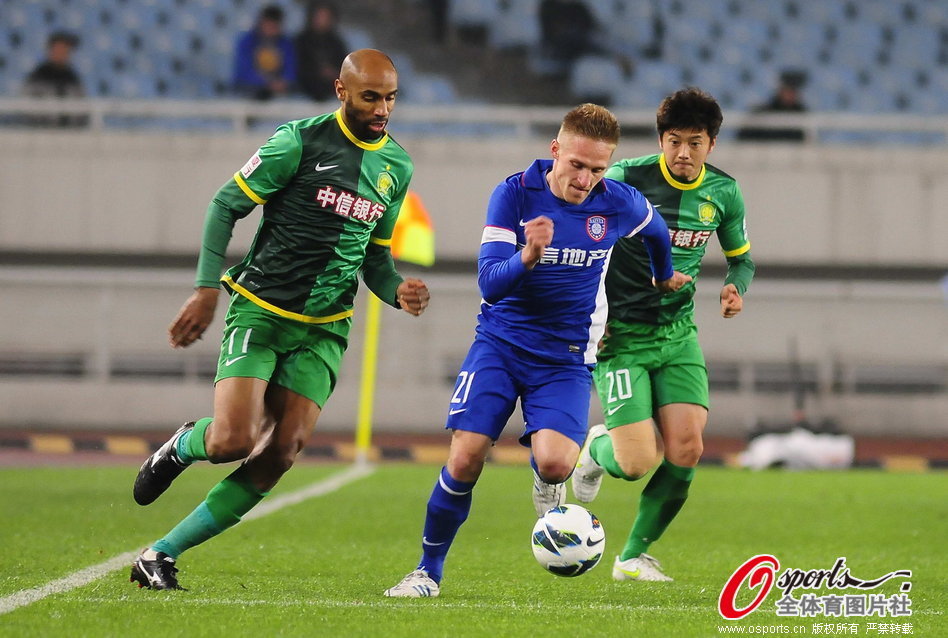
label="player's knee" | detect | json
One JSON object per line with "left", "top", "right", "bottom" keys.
{"left": 668, "top": 439, "right": 703, "bottom": 467}
{"left": 535, "top": 458, "right": 572, "bottom": 484}
{"left": 204, "top": 422, "right": 256, "bottom": 462}
{"left": 615, "top": 453, "right": 655, "bottom": 481}
{"left": 448, "top": 449, "right": 486, "bottom": 482}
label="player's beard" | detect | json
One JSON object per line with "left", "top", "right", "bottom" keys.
{"left": 344, "top": 101, "right": 387, "bottom": 141}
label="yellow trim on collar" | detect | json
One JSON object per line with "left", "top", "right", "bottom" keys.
{"left": 723, "top": 242, "right": 751, "bottom": 257}
{"left": 233, "top": 172, "right": 267, "bottom": 205}
{"left": 222, "top": 276, "right": 354, "bottom": 324}
{"left": 335, "top": 109, "right": 388, "bottom": 151}
{"left": 659, "top": 156, "right": 705, "bottom": 190}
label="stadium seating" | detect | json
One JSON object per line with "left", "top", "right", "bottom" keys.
{"left": 2, "top": 0, "right": 946, "bottom": 112}
{"left": 0, "top": 0, "right": 459, "bottom": 104}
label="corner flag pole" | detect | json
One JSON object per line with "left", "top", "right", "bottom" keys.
{"left": 354, "top": 292, "right": 383, "bottom": 466}
{"left": 353, "top": 191, "right": 435, "bottom": 466}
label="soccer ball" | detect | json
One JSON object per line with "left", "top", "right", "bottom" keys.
{"left": 531, "top": 504, "right": 605, "bottom": 577}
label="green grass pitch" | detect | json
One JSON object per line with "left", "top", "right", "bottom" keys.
{"left": 0, "top": 462, "right": 944, "bottom": 637}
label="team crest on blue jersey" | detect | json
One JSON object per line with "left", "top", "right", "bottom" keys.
{"left": 586, "top": 215, "right": 607, "bottom": 241}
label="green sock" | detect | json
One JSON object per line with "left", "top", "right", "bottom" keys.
{"left": 151, "top": 465, "right": 268, "bottom": 558}
{"left": 590, "top": 433, "right": 639, "bottom": 481}
{"left": 622, "top": 459, "right": 695, "bottom": 560}
{"left": 176, "top": 417, "right": 213, "bottom": 463}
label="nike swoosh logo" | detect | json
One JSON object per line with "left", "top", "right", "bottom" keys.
{"left": 314, "top": 163, "right": 338, "bottom": 172}
{"left": 138, "top": 560, "right": 162, "bottom": 586}
{"left": 605, "top": 403, "right": 625, "bottom": 416}
{"left": 422, "top": 536, "right": 446, "bottom": 546}
{"left": 519, "top": 219, "right": 527, "bottom": 226}
{"left": 586, "top": 537, "right": 603, "bottom": 547}
{"left": 224, "top": 355, "right": 248, "bottom": 367}
{"left": 448, "top": 408, "right": 466, "bottom": 416}
{"left": 618, "top": 567, "right": 642, "bottom": 578}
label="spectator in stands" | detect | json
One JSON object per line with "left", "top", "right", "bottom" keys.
{"left": 295, "top": 1, "right": 348, "bottom": 102}
{"left": 538, "top": 0, "right": 604, "bottom": 75}
{"left": 737, "top": 70, "right": 808, "bottom": 142}
{"left": 21, "top": 31, "right": 87, "bottom": 128}
{"left": 233, "top": 4, "right": 297, "bottom": 100}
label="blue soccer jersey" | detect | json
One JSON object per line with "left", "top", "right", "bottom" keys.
{"left": 475, "top": 159, "right": 674, "bottom": 366}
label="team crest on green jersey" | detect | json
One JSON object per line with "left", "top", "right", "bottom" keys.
{"left": 376, "top": 171, "right": 394, "bottom": 197}
{"left": 698, "top": 201, "right": 717, "bottom": 225}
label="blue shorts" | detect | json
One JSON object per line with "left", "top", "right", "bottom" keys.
{"left": 444, "top": 334, "right": 593, "bottom": 448}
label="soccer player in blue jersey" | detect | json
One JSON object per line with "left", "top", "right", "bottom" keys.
{"left": 384, "top": 104, "right": 692, "bottom": 598}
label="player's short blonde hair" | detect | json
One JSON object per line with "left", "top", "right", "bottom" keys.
{"left": 559, "top": 104, "right": 620, "bottom": 145}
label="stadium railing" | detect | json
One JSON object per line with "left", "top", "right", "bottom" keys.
{"left": 0, "top": 98, "right": 947, "bottom": 143}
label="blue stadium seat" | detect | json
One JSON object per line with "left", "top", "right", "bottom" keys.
{"left": 338, "top": 26, "right": 373, "bottom": 53}
{"left": 447, "top": 0, "right": 499, "bottom": 30}
{"left": 885, "top": 24, "right": 941, "bottom": 70}
{"left": 569, "top": 55, "right": 625, "bottom": 105}
{"left": 489, "top": 0, "right": 540, "bottom": 50}
{"left": 401, "top": 72, "right": 458, "bottom": 105}
{"left": 622, "top": 60, "right": 686, "bottom": 108}
{"left": 827, "top": 22, "right": 884, "bottom": 69}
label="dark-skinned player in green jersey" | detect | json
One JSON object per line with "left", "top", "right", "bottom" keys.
{"left": 572, "top": 87, "right": 755, "bottom": 582}
{"left": 129, "top": 49, "right": 430, "bottom": 590}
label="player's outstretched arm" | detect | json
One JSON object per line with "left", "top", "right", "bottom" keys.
{"left": 654, "top": 271, "right": 693, "bottom": 293}
{"left": 168, "top": 286, "right": 221, "bottom": 348}
{"left": 720, "top": 283, "right": 743, "bottom": 318}
{"left": 396, "top": 278, "right": 430, "bottom": 316}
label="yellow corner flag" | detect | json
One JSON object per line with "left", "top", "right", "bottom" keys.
{"left": 390, "top": 191, "right": 435, "bottom": 266}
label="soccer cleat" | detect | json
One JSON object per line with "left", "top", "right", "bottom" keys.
{"left": 130, "top": 550, "right": 184, "bottom": 590}
{"left": 572, "top": 423, "right": 608, "bottom": 503}
{"left": 612, "top": 553, "right": 674, "bottom": 582}
{"left": 532, "top": 469, "right": 566, "bottom": 517}
{"left": 383, "top": 569, "right": 441, "bottom": 598}
{"left": 133, "top": 421, "right": 194, "bottom": 506}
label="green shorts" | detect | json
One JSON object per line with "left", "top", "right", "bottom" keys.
{"left": 592, "top": 317, "right": 708, "bottom": 428}
{"left": 215, "top": 293, "right": 350, "bottom": 408}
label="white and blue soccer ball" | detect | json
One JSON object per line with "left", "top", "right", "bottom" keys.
{"left": 531, "top": 504, "right": 605, "bottom": 577}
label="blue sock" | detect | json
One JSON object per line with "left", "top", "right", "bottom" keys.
{"left": 417, "top": 466, "right": 475, "bottom": 583}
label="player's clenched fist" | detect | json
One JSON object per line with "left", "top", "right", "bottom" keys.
{"left": 396, "top": 278, "right": 430, "bottom": 316}
{"left": 521, "top": 216, "right": 554, "bottom": 269}
{"left": 719, "top": 283, "right": 743, "bottom": 318}
{"left": 168, "top": 286, "right": 220, "bottom": 348}
{"left": 654, "top": 270, "right": 693, "bottom": 293}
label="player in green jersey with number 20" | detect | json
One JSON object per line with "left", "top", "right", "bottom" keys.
{"left": 129, "top": 49, "right": 430, "bottom": 590}
{"left": 572, "top": 87, "right": 756, "bottom": 582}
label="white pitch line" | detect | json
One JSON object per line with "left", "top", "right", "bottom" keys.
{"left": 0, "top": 462, "right": 375, "bottom": 616}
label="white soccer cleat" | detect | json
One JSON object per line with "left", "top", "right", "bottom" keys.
{"left": 572, "top": 423, "right": 608, "bottom": 503}
{"left": 532, "top": 469, "right": 566, "bottom": 517}
{"left": 384, "top": 569, "right": 441, "bottom": 598}
{"left": 612, "top": 554, "right": 674, "bottom": 582}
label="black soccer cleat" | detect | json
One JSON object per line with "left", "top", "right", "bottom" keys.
{"left": 133, "top": 421, "right": 194, "bottom": 505}
{"left": 130, "top": 551, "right": 185, "bottom": 590}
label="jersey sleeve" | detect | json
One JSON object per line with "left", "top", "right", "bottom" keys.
{"left": 232, "top": 123, "right": 303, "bottom": 206}
{"left": 477, "top": 179, "right": 529, "bottom": 303}
{"left": 604, "top": 160, "right": 627, "bottom": 182}
{"left": 716, "top": 182, "right": 751, "bottom": 257}
{"left": 193, "top": 124, "right": 303, "bottom": 288}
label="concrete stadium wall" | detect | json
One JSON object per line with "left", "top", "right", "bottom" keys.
{"left": 0, "top": 269, "right": 943, "bottom": 437}
{"left": 0, "top": 129, "right": 945, "bottom": 438}
{"left": 1, "top": 130, "right": 948, "bottom": 264}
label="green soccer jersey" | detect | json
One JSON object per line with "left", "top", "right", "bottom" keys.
{"left": 196, "top": 109, "right": 413, "bottom": 323}
{"left": 604, "top": 153, "right": 751, "bottom": 325}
